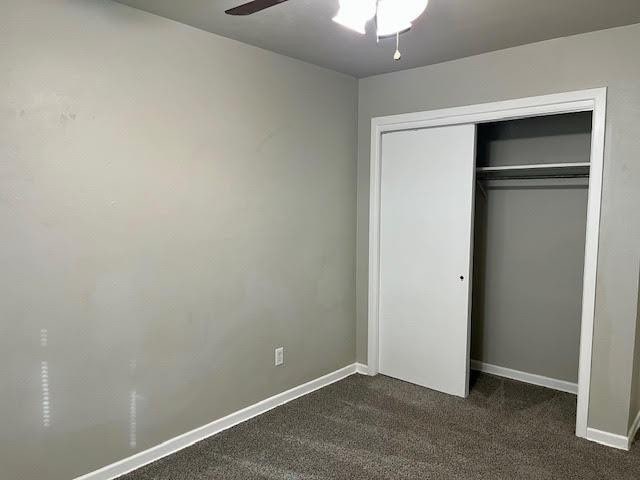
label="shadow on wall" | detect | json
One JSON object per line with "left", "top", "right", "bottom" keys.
{"left": 635, "top": 261, "right": 640, "bottom": 428}
{"left": 471, "top": 187, "right": 488, "bottom": 361}
{"left": 630, "top": 260, "right": 640, "bottom": 440}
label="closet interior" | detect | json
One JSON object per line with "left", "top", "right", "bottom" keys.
{"left": 470, "top": 112, "right": 593, "bottom": 393}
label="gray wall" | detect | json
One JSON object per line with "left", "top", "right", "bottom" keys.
{"left": 0, "top": 1, "right": 357, "bottom": 479}
{"left": 472, "top": 180, "right": 588, "bottom": 383}
{"left": 358, "top": 24, "right": 640, "bottom": 436}
{"left": 472, "top": 116, "right": 590, "bottom": 383}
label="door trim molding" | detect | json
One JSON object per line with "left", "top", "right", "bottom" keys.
{"left": 368, "top": 88, "right": 607, "bottom": 440}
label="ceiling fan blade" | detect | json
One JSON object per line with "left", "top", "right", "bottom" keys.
{"left": 225, "top": 0, "right": 289, "bottom": 16}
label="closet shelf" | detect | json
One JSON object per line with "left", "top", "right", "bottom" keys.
{"left": 476, "top": 162, "right": 590, "bottom": 180}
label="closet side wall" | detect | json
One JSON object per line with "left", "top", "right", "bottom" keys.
{"left": 471, "top": 116, "right": 591, "bottom": 384}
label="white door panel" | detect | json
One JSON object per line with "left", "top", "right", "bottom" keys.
{"left": 379, "top": 124, "right": 476, "bottom": 397}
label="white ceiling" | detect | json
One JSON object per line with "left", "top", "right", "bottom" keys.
{"left": 115, "top": 0, "right": 640, "bottom": 78}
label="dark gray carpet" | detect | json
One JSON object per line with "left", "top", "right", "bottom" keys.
{"left": 122, "top": 372, "right": 640, "bottom": 479}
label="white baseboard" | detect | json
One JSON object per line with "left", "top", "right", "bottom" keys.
{"left": 586, "top": 427, "right": 630, "bottom": 451}
{"left": 355, "top": 362, "right": 373, "bottom": 376}
{"left": 628, "top": 409, "right": 640, "bottom": 448}
{"left": 470, "top": 360, "right": 578, "bottom": 395}
{"left": 74, "top": 363, "right": 359, "bottom": 480}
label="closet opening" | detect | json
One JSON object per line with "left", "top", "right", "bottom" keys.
{"left": 470, "top": 112, "right": 593, "bottom": 400}
{"left": 369, "top": 89, "right": 607, "bottom": 440}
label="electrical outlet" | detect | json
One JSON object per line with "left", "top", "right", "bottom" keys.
{"left": 275, "top": 347, "right": 284, "bottom": 366}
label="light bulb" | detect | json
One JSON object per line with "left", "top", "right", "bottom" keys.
{"left": 333, "top": 0, "right": 377, "bottom": 35}
{"left": 377, "top": 0, "right": 429, "bottom": 37}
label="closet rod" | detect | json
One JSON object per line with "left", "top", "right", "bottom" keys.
{"left": 475, "top": 162, "right": 591, "bottom": 173}
{"left": 478, "top": 174, "right": 590, "bottom": 181}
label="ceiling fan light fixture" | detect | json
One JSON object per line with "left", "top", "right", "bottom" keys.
{"left": 376, "top": 0, "right": 429, "bottom": 37}
{"left": 332, "top": 0, "right": 377, "bottom": 35}
{"left": 225, "top": 0, "right": 431, "bottom": 62}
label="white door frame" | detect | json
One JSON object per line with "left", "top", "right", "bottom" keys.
{"left": 367, "top": 88, "right": 607, "bottom": 439}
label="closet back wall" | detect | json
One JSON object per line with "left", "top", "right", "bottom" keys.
{"left": 472, "top": 181, "right": 588, "bottom": 383}
{"left": 472, "top": 115, "right": 591, "bottom": 384}
{"left": 0, "top": 1, "right": 357, "bottom": 479}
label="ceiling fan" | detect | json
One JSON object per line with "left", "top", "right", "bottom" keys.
{"left": 225, "top": 0, "right": 288, "bottom": 16}
{"left": 225, "top": 0, "right": 431, "bottom": 61}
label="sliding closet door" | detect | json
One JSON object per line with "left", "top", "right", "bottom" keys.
{"left": 379, "top": 125, "right": 476, "bottom": 398}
